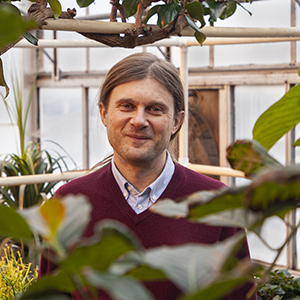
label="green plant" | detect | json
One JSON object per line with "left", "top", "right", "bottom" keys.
{"left": 0, "top": 75, "right": 70, "bottom": 208}
{"left": 0, "top": 142, "right": 68, "bottom": 208}
{"left": 256, "top": 269, "right": 300, "bottom": 300}
{"left": 0, "top": 247, "right": 38, "bottom": 299}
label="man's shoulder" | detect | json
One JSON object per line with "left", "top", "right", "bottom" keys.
{"left": 173, "top": 162, "right": 225, "bottom": 190}
{"left": 56, "top": 164, "right": 112, "bottom": 197}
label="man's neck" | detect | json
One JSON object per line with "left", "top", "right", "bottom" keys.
{"left": 113, "top": 153, "right": 167, "bottom": 192}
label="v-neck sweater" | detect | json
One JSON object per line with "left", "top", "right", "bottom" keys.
{"left": 42, "top": 162, "right": 256, "bottom": 300}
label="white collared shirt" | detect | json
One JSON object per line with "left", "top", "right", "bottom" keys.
{"left": 111, "top": 151, "right": 175, "bottom": 214}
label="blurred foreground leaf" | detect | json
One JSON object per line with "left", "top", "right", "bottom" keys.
{"left": 227, "top": 140, "right": 282, "bottom": 177}
{"left": 138, "top": 233, "right": 245, "bottom": 294}
{"left": 253, "top": 84, "right": 300, "bottom": 150}
{"left": 0, "top": 58, "right": 9, "bottom": 97}
{"left": 20, "top": 271, "right": 74, "bottom": 299}
{"left": 83, "top": 267, "right": 155, "bottom": 300}
{"left": 0, "top": 3, "right": 37, "bottom": 50}
{"left": 0, "top": 205, "right": 32, "bottom": 240}
{"left": 20, "top": 195, "right": 92, "bottom": 249}
{"left": 60, "top": 219, "right": 144, "bottom": 274}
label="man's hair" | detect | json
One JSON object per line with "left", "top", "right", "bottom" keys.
{"left": 99, "top": 52, "right": 185, "bottom": 140}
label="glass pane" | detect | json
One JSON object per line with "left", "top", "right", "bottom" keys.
{"left": 234, "top": 85, "right": 287, "bottom": 266}
{"left": 89, "top": 88, "right": 112, "bottom": 168}
{"left": 40, "top": 88, "right": 83, "bottom": 170}
{"left": 247, "top": 217, "right": 287, "bottom": 266}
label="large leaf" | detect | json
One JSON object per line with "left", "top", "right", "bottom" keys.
{"left": 185, "top": 1, "right": 205, "bottom": 28}
{"left": 20, "top": 271, "right": 75, "bottom": 299}
{"left": 139, "top": 234, "right": 244, "bottom": 294}
{"left": 253, "top": 84, "right": 300, "bottom": 150}
{"left": 0, "top": 58, "right": 9, "bottom": 97}
{"left": 20, "top": 195, "right": 92, "bottom": 249}
{"left": 60, "top": 220, "right": 143, "bottom": 274}
{"left": 150, "top": 188, "right": 263, "bottom": 230}
{"left": 0, "top": 3, "right": 37, "bottom": 50}
{"left": 0, "top": 205, "right": 32, "bottom": 240}
{"left": 123, "top": 0, "right": 138, "bottom": 18}
{"left": 226, "top": 140, "right": 282, "bottom": 177}
{"left": 77, "top": 0, "right": 95, "bottom": 8}
{"left": 157, "top": 3, "right": 181, "bottom": 28}
{"left": 82, "top": 267, "right": 155, "bottom": 300}
{"left": 244, "top": 165, "right": 300, "bottom": 212}
{"left": 48, "top": 0, "right": 62, "bottom": 18}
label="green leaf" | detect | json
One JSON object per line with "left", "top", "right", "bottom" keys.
{"left": 157, "top": 3, "right": 181, "bottom": 28}
{"left": 82, "top": 267, "right": 155, "bottom": 300}
{"left": 244, "top": 165, "right": 300, "bottom": 212}
{"left": 184, "top": 1, "right": 205, "bottom": 28}
{"left": 143, "top": 5, "right": 160, "bottom": 25}
{"left": 20, "top": 271, "right": 75, "bottom": 299}
{"left": 0, "top": 58, "right": 9, "bottom": 97}
{"left": 20, "top": 195, "right": 92, "bottom": 248}
{"left": 253, "top": 84, "right": 300, "bottom": 150}
{"left": 122, "top": 0, "right": 138, "bottom": 18}
{"left": 219, "top": 1, "right": 237, "bottom": 20}
{"left": 203, "top": 0, "right": 227, "bottom": 25}
{"left": 182, "top": 276, "right": 250, "bottom": 300}
{"left": 139, "top": 234, "right": 244, "bottom": 294}
{"left": 294, "top": 137, "right": 300, "bottom": 146}
{"left": 60, "top": 220, "right": 142, "bottom": 274}
{"left": 184, "top": 15, "right": 206, "bottom": 45}
{"left": 194, "top": 30, "right": 206, "bottom": 45}
{"left": 0, "top": 205, "right": 32, "bottom": 240}
{"left": 76, "top": 0, "right": 95, "bottom": 8}
{"left": 22, "top": 31, "right": 38, "bottom": 46}
{"left": 226, "top": 140, "right": 282, "bottom": 177}
{"left": 0, "top": 3, "right": 37, "bottom": 50}
{"left": 48, "top": 0, "right": 62, "bottom": 18}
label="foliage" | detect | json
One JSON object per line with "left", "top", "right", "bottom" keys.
{"left": 0, "top": 75, "right": 70, "bottom": 208}
{"left": 0, "top": 142, "right": 68, "bottom": 208}
{"left": 0, "top": 247, "right": 38, "bottom": 299}
{"left": 256, "top": 269, "right": 300, "bottom": 300}
{"left": 253, "top": 84, "right": 300, "bottom": 150}
{"left": 0, "top": 0, "right": 253, "bottom": 93}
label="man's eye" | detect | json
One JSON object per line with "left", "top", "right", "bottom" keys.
{"left": 150, "top": 107, "right": 162, "bottom": 113}
{"left": 121, "top": 103, "right": 133, "bottom": 109}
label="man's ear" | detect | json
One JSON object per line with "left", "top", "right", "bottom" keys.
{"left": 171, "top": 111, "right": 185, "bottom": 135}
{"left": 99, "top": 102, "right": 107, "bottom": 127}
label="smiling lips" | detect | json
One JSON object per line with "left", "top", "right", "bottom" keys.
{"left": 126, "top": 133, "right": 151, "bottom": 141}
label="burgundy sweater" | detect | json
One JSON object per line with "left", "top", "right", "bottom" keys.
{"left": 40, "top": 162, "right": 256, "bottom": 300}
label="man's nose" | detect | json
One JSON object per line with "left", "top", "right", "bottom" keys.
{"left": 130, "top": 108, "right": 149, "bottom": 128}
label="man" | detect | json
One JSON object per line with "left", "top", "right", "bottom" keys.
{"left": 40, "top": 52, "right": 255, "bottom": 299}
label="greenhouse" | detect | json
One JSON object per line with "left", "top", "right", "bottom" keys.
{"left": 1, "top": 0, "right": 300, "bottom": 299}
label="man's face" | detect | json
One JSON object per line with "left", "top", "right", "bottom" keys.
{"left": 100, "top": 78, "right": 184, "bottom": 168}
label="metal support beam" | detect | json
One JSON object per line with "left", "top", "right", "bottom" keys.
{"left": 82, "top": 87, "right": 90, "bottom": 169}
{"left": 179, "top": 47, "right": 189, "bottom": 165}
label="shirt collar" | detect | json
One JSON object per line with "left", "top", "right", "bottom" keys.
{"left": 111, "top": 151, "right": 175, "bottom": 202}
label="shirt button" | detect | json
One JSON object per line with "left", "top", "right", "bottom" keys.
{"left": 137, "top": 204, "right": 143, "bottom": 210}
{"left": 152, "top": 195, "right": 157, "bottom": 200}
{"left": 123, "top": 192, "right": 128, "bottom": 198}
{"left": 128, "top": 186, "right": 132, "bottom": 191}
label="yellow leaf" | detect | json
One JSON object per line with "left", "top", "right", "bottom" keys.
{"left": 40, "top": 200, "right": 65, "bottom": 239}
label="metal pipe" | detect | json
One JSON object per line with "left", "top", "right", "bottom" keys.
{"left": 178, "top": 47, "right": 189, "bottom": 165}
{"left": 15, "top": 37, "right": 300, "bottom": 49}
{"left": 0, "top": 171, "right": 87, "bottom": 186}
{"left": 41, "top": 19, "right": 300, "bottom": 37}
{"left": 0, "top": 165, "right": 245, "bottom": 187}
